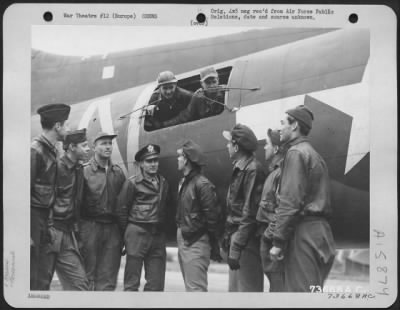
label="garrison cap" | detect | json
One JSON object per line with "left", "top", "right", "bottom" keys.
{"left": 135, "top": 144, "right": 161, "bottom": 162}
{"left": 286, "top": 105, "right": 314, "bottom": 129}
{"left": 63, "top": 129, "right": 87, "bottom": 150}
{"left": 180, "top": 139, "right": 206, "bottom": 166}
{"left": 267, "top": 128, "right": 282, "bottom": 147}
{"left": 200, "top": 67, "right": 218, "bottom": 82}
{"left": 223, "top": 124, "right": 258, "bottom": 152}
{"left": 157, "top": 71, "right": 178, "bottom": 86}
{"left": 93, "top": 131, "right": 117, "bottom": 144}
{"left": 37, "top": 103, "right": 70, "bottom": 123}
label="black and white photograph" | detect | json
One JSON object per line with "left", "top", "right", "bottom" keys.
{"left": 3, "top": 3, "right": 397, "bottom": 308}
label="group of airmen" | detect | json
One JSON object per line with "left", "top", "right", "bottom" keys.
{"left": 31, "top": 67, "right": 336, "bottom": 293}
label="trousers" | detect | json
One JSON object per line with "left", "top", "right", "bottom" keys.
{"left": 124, "top": 223, "right": 166, "bottom": 291}
{"left": 222, "top": 233, "right": 264, "bottom": 292}
{"left": 79, "top": 220, "right": 122, "bottom": 291}
{"left": 284, "top": 218, "right": 336, "bottom": 292}
{"left": 48, "top": 229, "right": 89, "bottom": 290}
{"left": 177, "top": 228, "right": 210, "bottom": 292}
{"left": 260, "top": 238, "right": 285, "bottom": 292}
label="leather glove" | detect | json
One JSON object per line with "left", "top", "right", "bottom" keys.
{"left": 208, "top": 233, "right": 223, "bottom": 262}
{"left": 210, "top": 242, "right": 222, "bottom": 262}
{"left": 227, "top": 257, "right": 240, "bottom": 270}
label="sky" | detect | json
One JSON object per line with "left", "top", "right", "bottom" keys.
{"left": 32, "top": 26, "right": 264, "bottom": 56}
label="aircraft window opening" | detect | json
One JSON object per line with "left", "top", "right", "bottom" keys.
{"left": 144, "top": 66, "right": 232, "bottom": 132}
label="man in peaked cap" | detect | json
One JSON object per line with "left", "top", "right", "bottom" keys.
{"left": 41, "top": 129, "right": 90, "bottom": 290}
{"left": 162, "top": 67, "right": 227, "bottom": 128}
{"left": 31, "top": 103, "right": 71, "bottom": 290}
{"left": 270, "top": 105, "right": 335, "bottom": 291}
{"left": 117, "top": 144, "right": 171, "bottom": 291}
{"left": 175, "top": 140, "right": 222, "bottom": 292}
{"left": 79, "top": 131, "right": 126, "bottom": 290}
{"left": 222, "top": 124, "right": 265, "bottom": 292}
{"left": 144, "top": 71, "right": 193, "bottom": 131}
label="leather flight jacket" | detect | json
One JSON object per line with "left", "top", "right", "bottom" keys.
{"left": 81, "top": 158, "right": 126, "bottom": 221}
{"left": 272, "top": 136, "right": 332, "bottom": 248}
{"left": 31, "top": 134, "right": 58, "bottom": 209}
{"left": 176, "top": 169, "right": 219, "bottom": 246}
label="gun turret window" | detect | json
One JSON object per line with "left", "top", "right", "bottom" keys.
{"left": 144, "top": 66, "right": 232, "bottom": 131}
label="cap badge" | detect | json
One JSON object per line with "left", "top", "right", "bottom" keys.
{"left": 147, "top": 145, "right": 154, "bottom": 153}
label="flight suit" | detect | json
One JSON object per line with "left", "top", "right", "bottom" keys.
{"left": 223, "top": 155, "right": 265, "bottom": 292}
{"left": 163, "top": 86, "right": 226, "bottom": 127}
{"left": 30, "top": 134, "right": 58, "bottom": 290}
{"left": 117, "top": 170, "right": 170, "bottom": 291}
{"left": 272, "top": 136, "right": 336, "bottom": 292}
{"left": 145, "top": 86, "right": 192, "bottom": 130}
{"left": 80, "top": 158, "right": 126, "bottom": 290}
{"left": 256, "top": 156, "right": 285, "bottom": 292}
{"left": 176, "top": 169, "right": 220, "bottom": 292}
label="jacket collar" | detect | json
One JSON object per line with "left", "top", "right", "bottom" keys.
{"left": 35, "top": 134, "right": 58, "bottom": 155}
{"left": 60, "top": 154, "right": 78, "bottom": 170}
{"left": 89, "top": 157, "right": 113, "bottom": 172}
{"left": 233, "top": 154, "right": 253, "bottom": 171}
{"left": 267, "top": 154, "right": 284, "bottom": 173}
{"left": 288, "top": 136, "right": 309, "bottom": 148}
{"left": 131, "top": 167, "right": 163, "bottom": 184}
{"left": 184, "top": 168, "right": 200, "bottom": 182}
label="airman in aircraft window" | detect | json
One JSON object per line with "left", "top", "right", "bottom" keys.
{"left": 144, "top": 71, "right": 193, "bottom": 131}
{"left": 256, "top": 129, "right": 287, "bottom": 292}
{"left": 117, "top": 144, "right": 170, "bottom": 291}
{"left": 162, "top": 67, "right": 227, "bottom": 128}
{"left": 79, "top": 132, "right": 126, "bottom": 291}
{"left": 31, "top": 103, "right": 71, "bottom": 290}
{"left": 269, "top": 105, "right": 336, "bottom": 292}
{"left": 222, "top": 124, "right": 265, "bottom": 292}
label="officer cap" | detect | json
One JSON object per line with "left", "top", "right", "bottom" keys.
{"left": 63, "top": 128, "right": 87, "bottom": 150}
{"left": 37, "top": 103, "right": 71, "bottom": 123}
{"left": 135, "top": 144, "right": 161, "bottom": 162}
{"left": 157, "top": 71, "right": 178, "bottom": 86}
{"left": 267, "top": 128, "right": 282, "bottom": 147}
{"left": 180, "top": 139, "right": 206, "bottom": 166}
{"left": 200, "top": 67, "right": 218, "bottom": 82}
{"left": 223, "top": 124, "right": 258, "bottom": 152}
{"left": 93, "top": 131, "right": 117, "bottom": 144}
{"left": 286, "top": 105, "right": 314, "bottom": 129}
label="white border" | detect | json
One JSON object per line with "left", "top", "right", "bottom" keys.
{"left": 3, "top": 3, "right": 397, "bottom": 308}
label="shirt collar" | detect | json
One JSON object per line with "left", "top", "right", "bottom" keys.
{"left": 142, "top": 169, "right": 159, "bottom": 184}
{"left": 90, "top": 157, "right": 112, "bottom": 171}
